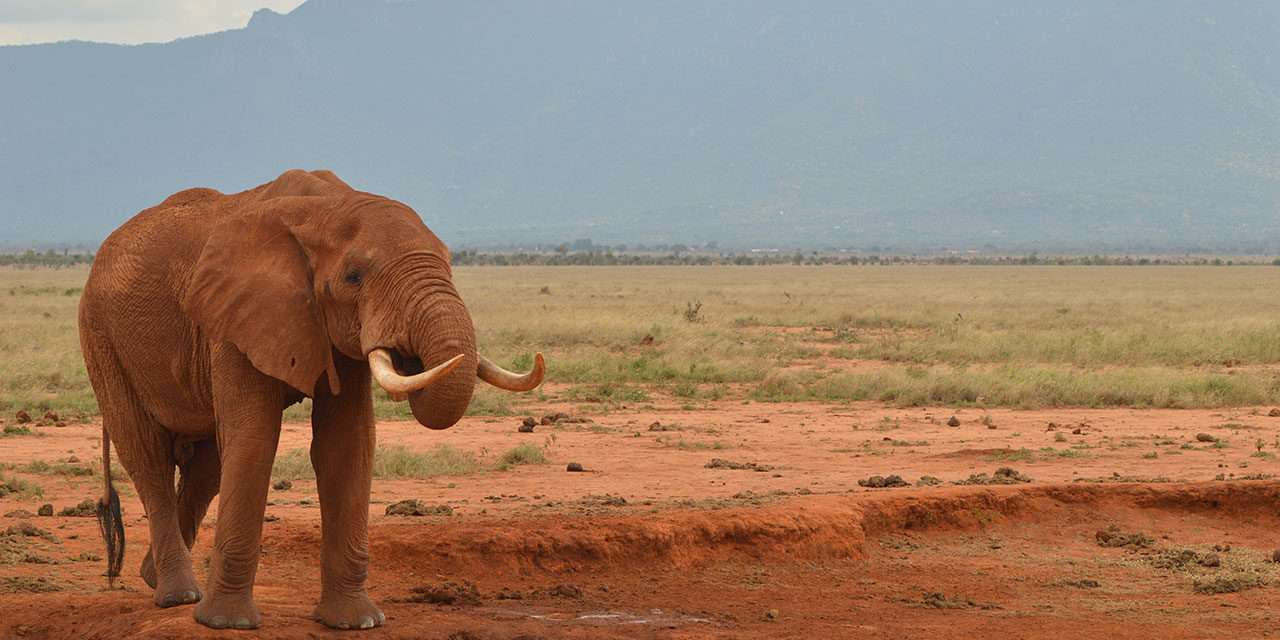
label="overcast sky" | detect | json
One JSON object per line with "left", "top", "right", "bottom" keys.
{"left": 0, "top": 1, "right": 306, "bottom": 45}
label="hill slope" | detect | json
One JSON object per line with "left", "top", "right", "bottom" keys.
{"left": 2, "top": 0, "right": 1278, "bottom": 250}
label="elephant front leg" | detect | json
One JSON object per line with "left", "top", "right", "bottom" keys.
{"left": 193, "top": 346, "right": 283, "bottom": 630}
{"left": 310, "top": 357, "right": 384, "bottom": 630}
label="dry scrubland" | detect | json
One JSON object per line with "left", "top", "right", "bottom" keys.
{"left": 7, "top": 264, "right": 1280, "bottom": 638}
{"left": 6, "top": 264, "right": 1280, "bottom": 419}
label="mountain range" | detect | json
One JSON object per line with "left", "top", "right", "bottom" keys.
{"left": 3, "top": 0, "right": 1278, "bottom": 251}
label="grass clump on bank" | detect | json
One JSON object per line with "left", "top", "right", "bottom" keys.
{"left": 495, "top": 443, "right": 547, "bottom": 470}
{"left": 0, "top": 472, "right": 43, "bottom": 499}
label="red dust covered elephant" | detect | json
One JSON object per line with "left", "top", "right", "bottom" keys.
{"left": 78, "top": 169, "right": 544, "bottom": 630}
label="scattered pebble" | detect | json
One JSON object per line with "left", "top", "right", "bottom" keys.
{"left": 36, "top": 504, "right": 52, "bottom": 517}
{"left": 58, "top": 499, "right": 96, "bottom": 517}
{"left": 946, "top": 416, "right": 961, "bottom": 427}
{"left": 272, "top": 480, "right": 293, "bottom": 491}
{"left": 566, "top": 462, "right": 585, "bottom": 472}
{"left": 1195, "top": 433, "right": 1218, "bottom": 443}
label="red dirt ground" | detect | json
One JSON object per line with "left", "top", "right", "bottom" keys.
{"left": 4, "top": 401, "right": 1280, "bottom": 639}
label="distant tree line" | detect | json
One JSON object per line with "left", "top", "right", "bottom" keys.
{"left": 0, "top": 249, "right": 94, "bottom": 268}
{"left": 451, "top": 250, "right": 1280, "bottom": 267}
{"left": 3, "top": 247, "right": 1276, "bottom": 268}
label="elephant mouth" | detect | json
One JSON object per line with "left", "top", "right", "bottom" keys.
{"left": 386, "top": 349, "right": 426, "bottom": 376}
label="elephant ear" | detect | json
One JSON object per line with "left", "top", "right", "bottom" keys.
{"left": 182, "top": 206, "right": 336, "bottom": 397}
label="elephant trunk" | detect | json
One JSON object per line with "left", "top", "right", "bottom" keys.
{"left": 405, "top": 295, "right": 477, "bottom": 430}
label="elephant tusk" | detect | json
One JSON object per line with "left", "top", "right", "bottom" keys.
{"left": 477, "top": 352, "right": 545, "bottom": 392}
{"left": 368, "top": 350, "right": 465, "bottom": 397}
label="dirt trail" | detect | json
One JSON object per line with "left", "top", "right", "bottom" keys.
{"left": 4, "top": 403, "right": 1280, "bottom": 638}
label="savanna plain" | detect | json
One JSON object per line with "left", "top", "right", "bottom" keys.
{"left": 3, "top": 264, "right": 1280, "bottom": 639}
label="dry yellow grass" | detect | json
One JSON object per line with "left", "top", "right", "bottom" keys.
{"left": 4, "top": 264, "right": 1280, "bottom": 415}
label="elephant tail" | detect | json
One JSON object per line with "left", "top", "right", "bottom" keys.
{"left": 96, "top": 427, "right": 124, "bottom": 587}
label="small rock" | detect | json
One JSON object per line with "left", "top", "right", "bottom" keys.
{"left": 518, "top": 422, "right": 535, "bottom": 433}
{"left": 37, "top": 504, "right": 53, "bottom": 517}
{"left": 765, "top": 609, "right": 779, "bottom": 621}
{"left": 566, "top": 462, "right": 585, "bottom": 472}
{"left": 1072, "top": 427, "right": 1084, "bottom": 435}
{"left": 639, "top": 334, "right": 655, "bottom": 346}
{"left": 545, "top": 584, "right": 582, "bottom": 599}
{"left": 1270, "top": 549, "right": 1280, "bottom": 563}
{"left": 916, "top": 475, "right": 942, "bottom": 487}
{"left": 4, "top": 510, "right": 35, "bottom": 518}
{"left": 272, "top": 479, "right": 293, "bottom": 491}
{"left": 987, "top": 424, "right": 998, "bottom": 430}
{"left": 41, "top": 411, "right": 58, "bottom": 423}
{"left": 15, "top": 410, "right": 31, "bottom": 424}
{"left": 520, "top": 417, "right": 537, "bottom": 432}
{"left": 1195, "top": 433, "right": 1218, "bottom": 443}
{"left": 65, "top": 455, "right": 79, "bottom": 463}
{"left": 58, "top": 499, "right": 96, "bottom": 517}
{"left": 1269, "top": 408, "right": 1280, "bottom": 417}
{"left": 263, "top": 514, "right": 279, "bottom": 522}
{"left": 946, "top": 416, "right": 961, "bottom": 427}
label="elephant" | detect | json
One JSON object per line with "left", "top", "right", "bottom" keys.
{"left": 78, "top": 169, "right": 544, "bottom": 630}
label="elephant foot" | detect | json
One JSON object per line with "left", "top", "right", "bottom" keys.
{"left": 194, "top": 592, "right": 261, "bottom": 629}
{"left": 313, "top": 591, "right": 385, "bottom": 630}
{"left": 152, "top": 560, "right": 201, "bottom": 608}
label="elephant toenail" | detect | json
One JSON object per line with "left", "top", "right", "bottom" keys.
{"left": 359, "top": 616, "right": 375, "bottom": 629}
{"left": 232, "top": 617, "right": 253, "bottom": 629}
{"left": 183, "top": 590, "right": 199, "bottom": 602}
{"left": 161, "top": 595, "right": 178, "bottom": 607}
{"left": 207, "top": 615, "right": 228, "bottom": 629}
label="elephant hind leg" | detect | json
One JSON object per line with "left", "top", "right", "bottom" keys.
{"left": 82, "top": 337, "right": 201, "bottom": 608}
{"left": 142, "top": 438, "right": 220, "bottom": 590}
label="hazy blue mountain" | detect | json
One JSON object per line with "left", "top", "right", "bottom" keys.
{"left": 2, "top": 0, "right": 1278, "bottom": 251}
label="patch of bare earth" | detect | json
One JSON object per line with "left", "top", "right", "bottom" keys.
{"left": 3, "top": 401, "right": 1280, "bottom": 638}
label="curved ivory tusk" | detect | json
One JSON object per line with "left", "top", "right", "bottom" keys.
{"left": 478, "top": 352, "right": 545, "bottom": 392}
{"left": 368, "top": 350, "right": 465, "bottom": 398}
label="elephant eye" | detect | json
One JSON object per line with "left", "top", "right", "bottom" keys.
{"left": 344, "top": 269, "right": 363, "bottom": 286}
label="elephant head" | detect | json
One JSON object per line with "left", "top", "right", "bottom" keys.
{"left": 181, "top": 169, "right": 542, "bottom": 428}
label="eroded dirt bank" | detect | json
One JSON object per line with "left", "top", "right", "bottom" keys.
{"left": 4, "top": 481, "right": 1280, "bottom": 639}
